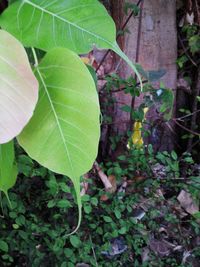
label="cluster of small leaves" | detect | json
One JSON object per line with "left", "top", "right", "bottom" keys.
{"left": 0, "top": 147, "right": 200, "bottom": 266}
{"left": 101, "top": 73, "right": 174, "bottom": 130}
{"left": 106, "top": 145, "right": 154, "bottom": 179}
{"left": 177, "top": 25, "right": 200, "bottom": 69}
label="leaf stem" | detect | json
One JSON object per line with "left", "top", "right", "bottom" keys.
{"left": 0, "top": 191, "right": 5, "bottom": 218}
{"left": 31, "top": 47, "right": 39, "bottom": 67}
{"left": 89, "top": 235, "right": 99, "bottom": 267}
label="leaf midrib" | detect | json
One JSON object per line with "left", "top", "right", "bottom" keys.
{"left": 36, "top": 67, "right": 75, "bottom": 178}
{"left": 23, "top": 0, "right": 113, "bottom": 48}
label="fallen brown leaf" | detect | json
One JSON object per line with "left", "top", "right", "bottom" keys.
{"left": 177, "top": 190, "right": 199, "bottom": 215}
{"left": 100, "top": 175, "right": 117, "bottom": 201}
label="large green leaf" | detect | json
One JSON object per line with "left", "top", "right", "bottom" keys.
{"left": 0, "top": 141, "right": 18, "bottom": 198}
{"left": 0, "top": 30, "right": 38, "bottom": 144}
{"left": 0, "top": 0, "right": 142, "bottom": 87}
{"left": 18, "top": 47, "right": 101, "bottom": 234}
{"left": 0, "top": 0, "right": 115, "bottom": 53}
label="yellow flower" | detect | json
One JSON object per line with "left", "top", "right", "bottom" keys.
{"left": 132, "top": 121, "right": 143, "bottom": 147}
{"left": 131, "top": 107, "right": 149, "bottom": 149}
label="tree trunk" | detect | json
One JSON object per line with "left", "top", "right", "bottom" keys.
{"left": 111, "top": 0, "right": 177, "bottom": 151}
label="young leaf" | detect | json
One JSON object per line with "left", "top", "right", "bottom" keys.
{"left": 0, "top": 30, "right": 38, "bottom": 144}
{"left": 18, "top": 47, "right": 101, "bottom": 234}
{"left": 69, "top": 235, "right": 80, "bottom": 248}
{"left": 0, "top": 0, "right": 142, "bottom": 87}
{"left": 0, "top": 240, "right": 8, "bottom": 253}
{"left": 0, "top": 141, "right": 18, "bottom": 198}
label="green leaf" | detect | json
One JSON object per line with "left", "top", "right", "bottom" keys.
{"left": 0, "top": 0, "right": 142, "bottom": 88}
{"left": 8, "top": 0, "right": 17, "bottom": 4}
{"left": 47, "top": 199, "right": 56, "bottom": 208}
{"left": 84, "top": 204, "right": 92, "bottom": 214}
{"left": 146, "top": 69, "right": 166, "bottom": 82}
{"left": 103, "top": 216, "right": 113, "bottom": 223}
{"left": 0, "top": 240, "right": 8, "bottom": 253}
{"left": 64, "top": 248, "right": 73, "bottom": 258}
{"left": 118, "top": 227, "right": 127, "bottom": 234}
{"left": 18, "top": 155, "right": 33, "bottom": 176}
{"left": 193, "top": 212, "right": 200, "bottom": 219}
{"left": 154, "top": 88, "right": 174, "bottom": 120}
{"left": 18, "top": 47, "right": 100, "bottom": 234}
{"left": 91, "top": 197, "right": 98, "bottom": 206}
{"left": 171, "top": 151, "right": 177, "bottom": 161}
{"left": 57, "top": 199, "right": 71, "bottom": 208}
{"left": 12, "top": 223, "right": 19, "bottom": 229}
{"left": 0, "top": 141, "right": 18, "bottom": 198}
{"left": 121, "top": 105, "right": 131, "bottom": 113}
{"left": 124, "top": 2, "right": 140, "bottom": 16}
{"left": 0, "top": 30, "right": 38, "bottom": 144}
{"left": 70, "top": 235, "right": 80, "bottom": 248}
{"left": 53, "top": 239, "right": 64, "bottom": 252}
{"left": 114, "top": 209, "right": 121, "bottom": 219}
{"left": 86, "top": 65, "right": 97, "bottom": 86}
{"left": 0, "top": 0, "right": 115, "bottom": 54}
{"left": 68, "top": 262, "right": 75, "bottom": 267}
{"left": 189, "top": 35, "right": 200, "bottom": 54}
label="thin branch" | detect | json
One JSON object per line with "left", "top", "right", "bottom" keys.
{"left": 111, "top": 80, "right": 148, "bottom": 93}
{"left": 176, "top": 109, "right": 200, "bottom": 121}
{"left": 96, "top": 50, "right": 110, "bottom": 73}
{"left": 184, "top": 138, "right": 200, "bottom": 155}
{"left": 129, "top": 0, "right": 144, "bottom": 130}
{"left": 89, "top": 235, "right": 99, "bottom": 267}
{"left": 194, "top": 0, "right": 200, "bottom": 25}
{"left": 121, "top": 0, "right": 143, "bottom": 32}
{"left": 80, "top": 173, "right": 89, "bottom": 196}
{"left": 0, "top": 192, "right": 5, "bottom": 218}
{"left": 187, "top": 66, "right": 200, "bottom": 151}
{"left": 103, "top": 120, "right": 129, "bottom": 125}
{"left": 178, "top": 34, "right": 197, "bottom": 67}
{"left": 173, "top": 119, "right": 200, "bottom": 137}
{"left": 96, "top": 0, "right": 143, "bottom": 72}
{"left": 94, "top": 161, "right": 112, "bottom": 190}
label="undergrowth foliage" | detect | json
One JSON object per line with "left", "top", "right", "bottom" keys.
{"left": 0, "top": 145, "right": 199, "bottom": 266}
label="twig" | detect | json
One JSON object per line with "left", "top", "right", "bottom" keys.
{"left": 184, "top": 138, "right": 200, "bottom": 155}
{"left": 103, "top": 120, "right": 130, "bottom": 125}
{"left": 194, "top": 0, "right": 200, "bottom": 25}
{"left": 94, "top": 161, "right": 112, "bottom": 190}
{"left": 165, "top": 121, "right": 182, "bottom": 149}
{"left": 187, "top": 66, "right": 200, "bottom": 151}
{"left": 176, "top": 109, "right": 200, "bottom": 121}
{"left": 96, "top": 50, "right": 110, "bottom": 73}
{"left": 96, "top": 0, "right": 143, "bottom": 72}
{"left": 121, "top": 0, "right": 143, "bottom": 32}
{"left": 89, "top": 235, "right": 99, "bottom": 267}
{"left": 0, "top": 192, "right": 5, "bottom": 218}
{"left": 111, "top": 80, "right": 148, "bottom": 93}
{"left": 129, "top": 0, "right": 144, "bottom": 130}
{"left": 173, "top": 119, "right": 200, "bottom": 137}
{"left": 178, "top": 34, "right": 197, "bottom": 67}
{"left": 80, "top": 173, "right": 89, "bottom": 196}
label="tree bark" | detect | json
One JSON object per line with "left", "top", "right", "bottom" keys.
{"left": 111, "top": 0, "right": 177, "bottom": 151}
